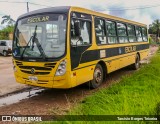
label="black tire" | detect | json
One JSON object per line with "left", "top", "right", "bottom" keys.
{"left": 3, "top": 51, "right": 7, "bottom": 57}
{"left": 131, "top": 54, "right": 140, "bottom": 70}
{"left": 88, "top": 64, "right": 104, "bottom": 89}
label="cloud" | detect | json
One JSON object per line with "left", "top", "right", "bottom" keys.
{"left": 106, "top": 0, "right": 160, "bottom": 26}
{"left": 0, "top": 0, "right": 160, "bottom": 27}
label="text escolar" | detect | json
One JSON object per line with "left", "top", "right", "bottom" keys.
{"left": 27, "top": 16, "right": 49, "bottom": 23}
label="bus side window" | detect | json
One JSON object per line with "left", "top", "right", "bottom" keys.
{"left": 106, "top": 20, "right": 117, "bottom": 44}
{"left": 71, "top": 19, "right": 91, "bottom": 46}
{"left": 95, "top": 18, "right": 106, "bottom": 45}
{"left": 136, "top": 26, "right": 143, "bottom": 42}
{"left": 81, "top": 21, "right": 91, "bottom": 45}
{"left": 142, "top": 27, "right": 148, "bottom": 42}
{"left": 71, "top": 19, "right": 80, "bottom": 45}
{"left": 127, "top": 25, "right": 136, "bottom": 42}
{"left": 117, "top": 22, "right": 128, "bottom": 43}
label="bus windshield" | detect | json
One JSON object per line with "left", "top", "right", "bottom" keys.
{"left": 13, "top": 14, "right": 67, "bottom": 59}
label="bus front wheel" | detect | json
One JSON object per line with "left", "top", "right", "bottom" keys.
{"left": 89, "top": 64, "right": 104, "bottom": 89}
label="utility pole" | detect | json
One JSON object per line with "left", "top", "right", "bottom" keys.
{"left": 27, "top": 2, "right": 29, "bottom": 13}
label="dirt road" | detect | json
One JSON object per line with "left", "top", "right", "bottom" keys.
{"left": 0, "top": 55, "right": 28, "bottom": 96}
{"left": 0, "top": 45, "right": 158, "bottom": 115}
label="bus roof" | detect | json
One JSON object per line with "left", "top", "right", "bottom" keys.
{"left": 17, "top": 6, "right": 146, "bottom": 27}
{"left": 17, "top": 6, "right": 71, "bottom": 19}
{"left": 70, "top": 6, "right": 147, "bottom": 27}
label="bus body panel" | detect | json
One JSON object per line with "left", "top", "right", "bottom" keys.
{"left": 74, "top": 64, "right": 95, "bottom": 86}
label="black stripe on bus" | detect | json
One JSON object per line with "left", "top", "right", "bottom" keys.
{"left": 73, "top": 49, "right": 148, "bottom": 71}
{"left": 74, "top": 53, "right": 136, "bottom": 71}
{"left": 80, "top": 44, "right": 149, "bottom": 64}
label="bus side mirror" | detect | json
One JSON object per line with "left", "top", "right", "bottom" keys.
{"left": 74, "top": 21, "right": 81, "bottom": 37}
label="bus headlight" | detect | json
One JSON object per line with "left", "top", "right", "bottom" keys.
{"left": 55, "top": 60, "right": 67, "bottom": 76}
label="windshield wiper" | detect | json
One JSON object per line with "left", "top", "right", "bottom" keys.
{"left": 31, "top": 26, "right": 47, "bottom": 60}
{"left": 20, "top": 25, "right": 37, "bottom": 59}
{"left": 34, "top": 36, "right": 47, "bottom": 60}
{"left": 20, "top": 25, "right": 47, "bottom": 60}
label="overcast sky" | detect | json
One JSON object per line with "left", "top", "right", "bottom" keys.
{"left": 0, "top": 0, "right": 160, "bottom": 29}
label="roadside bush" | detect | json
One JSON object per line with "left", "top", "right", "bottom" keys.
{"left": 149, "top": 37, "right": 153, "bottom": 44}
{"left": 0, "top": 31, "right": 9, "bottom": 40}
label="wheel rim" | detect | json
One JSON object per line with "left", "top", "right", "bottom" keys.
{"left": 94, "top": 68, "right": 102, "bottom": 84}
{"left": 135, "top": 57, "right": 140, "bottom": 68}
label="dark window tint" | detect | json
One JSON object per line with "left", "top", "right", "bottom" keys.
{"left": 128, "top": 25, "right": 135, "bottom": 36}
{"left": 127, "top": 25, "right": 136, "bottom": 42}
{"left": 117, "top": 23, "right": 127, "bottom": 36}
{"left": 95, "top": 18, "right": 107, "bottom": 44}
{"left": 106, "top": 21, "right": 116, "bottom": 36}
{"left": 117, "top": 23, "right": 128, "bottom": 43}
{"left": 106, "top": 20, "right": 117, "bottom": 44}
{"left": 142, "top": 27, "right": 148, "bottom": 42}
{"left": 136, "top": 26, "right": 143, "bottom": 42}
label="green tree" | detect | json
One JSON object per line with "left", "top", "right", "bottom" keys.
{"left": 1, "top": 15, "right": 15, "bottom": 26}
{"left": 148, "top": 19, "right": 160, "bottom": 42}
{"left": 2, "top": 25, "right": 14, "bottom": 33}
{"left": 0, "top": 25, "right": 15, "bottom": 40}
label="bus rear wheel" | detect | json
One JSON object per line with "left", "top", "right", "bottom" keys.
{"left": 131, "top": 54, "right": 140, "bottom": 70}
{"left": 89, "top": 64, "right": 104, "bottom": 89}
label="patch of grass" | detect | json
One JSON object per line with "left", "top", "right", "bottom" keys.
{"left": 42, "top": 49, "right": 160, "bottom": 124}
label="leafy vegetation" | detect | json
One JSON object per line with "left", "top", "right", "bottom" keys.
{"left": 0, "top": 15, "right": 15, "bottom": 40}
{"left": 0, "top": 25, "right": 14, "bottom": 40}
{"left": 149, "top": 36, "right": 158, "bottom": 45}
{"left": 149, "top": 19, "right": 160, "bottom": 43}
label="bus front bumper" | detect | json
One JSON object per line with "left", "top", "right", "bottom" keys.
{"left": 14, "top": 72, "right": 72, "bottom": 89}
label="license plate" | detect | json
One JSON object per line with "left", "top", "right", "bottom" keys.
{"left": 28, "top": 76, "right": 38, "bottom": 81}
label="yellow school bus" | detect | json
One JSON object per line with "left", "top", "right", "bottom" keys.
{"left": 12, "top": 6, "right": 149, "bottom": 89}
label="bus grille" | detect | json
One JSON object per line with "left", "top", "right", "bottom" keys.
{"left": 15, "top": 61, "right": 23, "bottom": 66}
{"left": 21, "top": 70, "right": 50, "bottom": 75}
{"left": 19, "top": 66, "right": 52, "bottom": 71}
{"left": 15, "top": 61, "right": 56, "bottom": 75}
